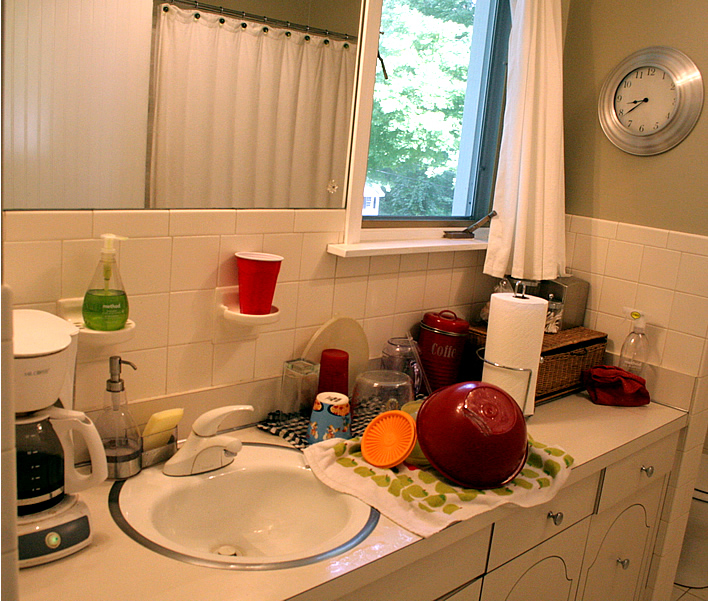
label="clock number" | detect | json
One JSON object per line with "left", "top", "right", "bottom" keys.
{"left": 623, "top": 80, "right": 632, "bottom": 89}
{"left": 653, "top": 122, "right": 659, "bottom": 130}
{"left": 670, "top": 82, "right": 676, "bottom": 90}
{"left": 616, "top": 94, "right": 622, "bottom": 102}
{"left": 635, "top": 70, "right": 643, "bottom": 79}
{"left": 647, "top": 67, "right": 656, "bottom": 76}
{"left": 639, "top": 124, "right": 645, "bottom": 132}
{"left": 618, "top": 108, "right": 624, "bottom": 116}
{"left": 627, "top": 119, "right": 633, "bottom": 127}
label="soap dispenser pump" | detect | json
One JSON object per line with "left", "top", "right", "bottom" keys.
{"left": 82, "top": 233, "right": 129, "bottom": 331}
{"left": 95, "top": 356, "right": 142, "bottom": 479}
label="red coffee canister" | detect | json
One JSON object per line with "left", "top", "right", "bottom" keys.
{"left": 418, "top": 310, "right": 469, "bottom": 392}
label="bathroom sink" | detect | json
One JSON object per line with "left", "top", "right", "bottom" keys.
{"left": 109, "top": 443, "right": 379, "bottom": 570}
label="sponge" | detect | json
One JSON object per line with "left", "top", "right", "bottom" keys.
{"left": 142, "top": 408, "right": 184, "bottom": 451}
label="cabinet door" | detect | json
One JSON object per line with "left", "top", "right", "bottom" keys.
{"left": 480, "top": 518, "right": 590, "bottom": 601}
{"left": 578, "top": 479, "right": 664, "bottom": 601}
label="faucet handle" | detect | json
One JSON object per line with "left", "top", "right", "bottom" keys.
{"left": 192, "top": 405, "right": 254, "bottom": 437}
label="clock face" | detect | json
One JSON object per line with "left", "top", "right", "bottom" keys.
{"left": 598, "top": 47, "right": 703, "bottom": 155}
{"left": 613, "top": 66, "right": 677, "bottom": 136}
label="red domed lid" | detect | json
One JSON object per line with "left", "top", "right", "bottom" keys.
{"left": 420, "top": 310, "right": 469, "bottom": 335}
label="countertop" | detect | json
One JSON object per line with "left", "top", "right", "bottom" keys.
{"left": 17, "top": 394, "right": 688, "bottom": 601}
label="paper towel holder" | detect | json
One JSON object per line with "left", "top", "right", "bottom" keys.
{"left": 476, "top": 347, "right": 540, "bottom": 416}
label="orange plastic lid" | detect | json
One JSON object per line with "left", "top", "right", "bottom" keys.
{"left": 361, "top": 410, "right": 417, "bottom": 469}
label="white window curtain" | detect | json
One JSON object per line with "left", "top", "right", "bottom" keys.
{"left": 483, "top": 0, "right": 567, "bottom": 281}
{"left": 150, "top": 4, "right": 357, "bottom": 209}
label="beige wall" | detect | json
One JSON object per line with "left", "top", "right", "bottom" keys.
{"left": 563, "top": 0, "right": 708, "bottom": 236}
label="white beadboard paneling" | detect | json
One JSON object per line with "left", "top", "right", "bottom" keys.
{"left": 2, "top": 211, "right": 93, "bottom": 242}
{"left": 2, "top": 0, "right": 152, "bottom": 209}
{"left": 169, "top": 235, "right": 220, "bottom": 291}
{"left": 169, "top": 210, "right": 237, "bottom": 237}
{"left": 119, "top": 237, "right": 173, "bottom": 295}
{"left": 3, "top": 241, "right": 62, "bottom": 304}
{"left": 166, "top": 342, "right": 213, "bottom": 394}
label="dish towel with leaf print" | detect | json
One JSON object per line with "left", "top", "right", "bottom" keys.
{"left": 303, "top": 436, "right": 573, "bottom": 538}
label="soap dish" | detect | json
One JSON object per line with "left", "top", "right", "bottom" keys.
{"left": 141, "top": 426, "right": 179, "bottom": 468}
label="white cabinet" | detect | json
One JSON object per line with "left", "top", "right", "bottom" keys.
{"left": 480, "top": 518, "right": 590, "bottom": 601}
{"left": 576, "top": 480, "right": 664, "bottom": 601}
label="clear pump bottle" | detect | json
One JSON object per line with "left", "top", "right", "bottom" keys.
{"left": 95, "top": 356, "right": 142, "bottom": 479}
{"left": 82, "top": 233, "right": 129, "bottom": 331}
{"left": 619, "top": 310, "right": 649, "bottom": 377}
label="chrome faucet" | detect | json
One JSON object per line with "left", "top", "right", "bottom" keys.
{"left": 163, "top": 405, "right": 254, "bottom": 476}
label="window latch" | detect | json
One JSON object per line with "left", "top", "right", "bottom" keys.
{"left": 443, "top": 210, "right": 497, "bottom": 239}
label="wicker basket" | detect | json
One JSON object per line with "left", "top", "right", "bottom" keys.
{"left": 468, "top": 325, "right": 608, "bottom": 403}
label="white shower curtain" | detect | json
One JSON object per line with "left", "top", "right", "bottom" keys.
{"left": 483, "top": 0, "right": 567, "bottom": 281}
{"left": 150, "top": 4, "right": 357, "bottom": 209}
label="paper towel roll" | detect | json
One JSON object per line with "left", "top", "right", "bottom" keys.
{"left": 482, "top": 293, "right": 548, "bottom": 416}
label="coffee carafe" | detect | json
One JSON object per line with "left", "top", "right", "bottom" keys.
{"left": 12, "top": 310, "right": 107, "bottom": 567}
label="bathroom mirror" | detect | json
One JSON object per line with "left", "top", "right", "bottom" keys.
{"left": 2, "top": 0, "right": 364, "bottom": 211}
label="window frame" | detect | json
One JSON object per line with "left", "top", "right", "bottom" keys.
{"left": 343, "top": 0, "right": 510, "bottom": 244}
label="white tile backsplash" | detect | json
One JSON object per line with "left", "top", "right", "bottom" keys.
{"left": 3, "top": 209, "right": 707, "bottom": 413}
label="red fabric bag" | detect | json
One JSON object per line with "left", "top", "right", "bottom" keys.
{"left": 581, "top": 365, "right": 650, "bottom": 407}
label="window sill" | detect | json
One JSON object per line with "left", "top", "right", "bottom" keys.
{"left": 327, "top": 228, "right": 489, "bottom": 258}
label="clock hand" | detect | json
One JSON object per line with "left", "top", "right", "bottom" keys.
{"left": 625, "top": 98, "right": 649, "bottom": 114}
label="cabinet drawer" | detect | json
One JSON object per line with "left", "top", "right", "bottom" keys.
{"left": 488, "top": 472, "right": 600, "bottom": 570}
{"left": 335, "top": 526, "right": 491, "bottom": 601}
{"left": 598, "top": 433, "right": 678, "bottom": 513}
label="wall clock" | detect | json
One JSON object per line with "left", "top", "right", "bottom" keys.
{"left": 598, "top": 46, "right": 703, "bottom": 156}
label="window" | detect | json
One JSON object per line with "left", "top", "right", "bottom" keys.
{"left": 363, "top": 0, "right": 510, "bottom": 225}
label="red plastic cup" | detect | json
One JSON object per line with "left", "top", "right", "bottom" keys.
{"left": 235, "top": 252, "right": 283, "bottom": 315}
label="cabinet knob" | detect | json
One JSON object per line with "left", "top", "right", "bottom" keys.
{"left": 617, "top": 558, "right": 631, "bottom": 570}
{"left": 640, "top": 465, "right": 655, "bottom": 478}
{"left": 547, "top": 511, "right": 564, "bottom": 526}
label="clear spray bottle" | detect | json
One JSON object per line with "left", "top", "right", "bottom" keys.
{"left": 619, "top": 309, "right": 649, "bottom": 377}
{"left": 82, "top": 234, "right": 129, "bottom": 331}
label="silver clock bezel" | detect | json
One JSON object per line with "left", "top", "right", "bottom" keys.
{"left": 598, "top": 46, "right": 703, "bottom": 156}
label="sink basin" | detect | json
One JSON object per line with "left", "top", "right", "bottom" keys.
{"left": 109, "top": 443, "right": 379, "bottom": 570}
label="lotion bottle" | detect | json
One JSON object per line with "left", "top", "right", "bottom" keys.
{"left": 94, "top": 356, "right": 141, "bottom": 479}
{"left": 82, "top": 234, "right": 129, "bottom": 331}
{"left": 619, "top": 309, "right": 649, "bottom": 377}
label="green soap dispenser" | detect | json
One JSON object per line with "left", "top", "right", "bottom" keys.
{"left": 82, "top": 233, "right": 129, "bottom": 331}
{"left": 94, "top": 356, "right": 142, "bottom": 479}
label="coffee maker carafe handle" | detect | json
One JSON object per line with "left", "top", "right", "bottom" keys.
{"left": 45, "top": 406, "right": 108, "bottom": 492}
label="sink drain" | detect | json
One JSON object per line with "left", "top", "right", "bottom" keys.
{"left": 214, "top": 544, "right": 243, "bottom": 557}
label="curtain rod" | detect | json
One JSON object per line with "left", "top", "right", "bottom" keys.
{"left": 164, "top": 0, "right": 358, "bottom": 42}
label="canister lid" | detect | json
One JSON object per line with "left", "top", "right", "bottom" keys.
{"left": 13, "top": 310, "right": 77, "bottom": 357}
{"left": 421, "top": 310, "right": 469, "bottom": 334}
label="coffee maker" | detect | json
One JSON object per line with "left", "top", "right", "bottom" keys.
{"left": 13, "top": 310, "right": 107, "bottom": 567}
